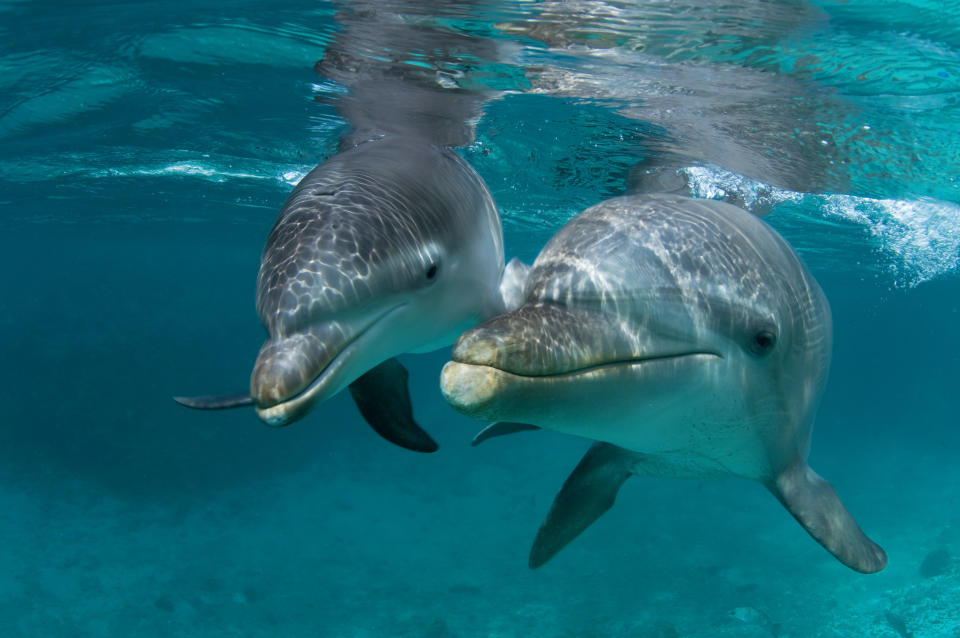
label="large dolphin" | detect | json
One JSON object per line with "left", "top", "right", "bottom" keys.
{"left": 177, "top": 136, "right": 525, "bottom": 452}
{"left": 440, "top": 193, "right": 887, "bottom": 573}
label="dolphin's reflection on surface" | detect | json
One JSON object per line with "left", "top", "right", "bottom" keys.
{"left": 313, "top": 0, "right": 520, "bottom": 148}
{"left": 311, "top": 0, "right": 956, "bottom": 206}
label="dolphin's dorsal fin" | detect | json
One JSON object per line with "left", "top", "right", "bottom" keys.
{"left": 499, "top": 257, "right": 531, "bottom": 312}
{"left": 767, "top": 462, "right": 887, "bottom": 573}
{"left": 173, "top": 393, "right": 254, "bottom": 410}
{"left": 471, "top": 422, "right": 540, "bottom": 446}
{"left": 348, "top": 357, "right": 439, "bottom": 453}
{"left": 530, "top": 442, "right": 634, "bottom": 568}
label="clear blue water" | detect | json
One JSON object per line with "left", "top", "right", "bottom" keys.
{"left": 1, "top": 1, "right": 959, "bottom": 636}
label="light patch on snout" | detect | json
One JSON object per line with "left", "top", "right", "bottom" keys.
{"left": 439, "top": 361, "right": 505, "bottom": 418}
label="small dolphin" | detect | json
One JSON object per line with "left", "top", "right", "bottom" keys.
{"left": 440, "top": 193, "right": 886, "bottom": 572}
{"left": 177, "top": 137, "right": 525, "bottom": 452}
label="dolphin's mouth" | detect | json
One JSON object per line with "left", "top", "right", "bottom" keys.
{"left": 254, "top": 303, "right": 407, "bottom": 426}
{"left": 449, "top": 351, "right": 722, "bottom": 378}
{"left": 441, "top": 352, "right": 722, "bottom": 419}
{"left": 441, "top": 302, "right": 723, "bottom": 418}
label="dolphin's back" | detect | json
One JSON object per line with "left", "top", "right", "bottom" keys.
{"left": 528, "top": 194, "right": 815, "bottom": 314}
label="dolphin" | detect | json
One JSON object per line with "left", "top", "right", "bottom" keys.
{"left": 177, "top": 136, "right": 526, "bottom": 452}
{"left": 440, "top": 193, "right": 886, "bottom": 572}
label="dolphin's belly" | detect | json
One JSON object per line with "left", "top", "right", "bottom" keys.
{"left": 605, "top": 416, "right": 775, "bottom": 481}
{"left": 557, "top": 395, "right": 772, "bottom": 481}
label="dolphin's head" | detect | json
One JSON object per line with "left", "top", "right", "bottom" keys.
{"left": 441, "top": 195, "right": 830, "bottom": 477}
{"left": 252, "top": 140, "right": 503, "bottom": 426}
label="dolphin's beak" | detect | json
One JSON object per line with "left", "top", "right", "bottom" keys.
{"left": 440, "top": 303, "right": 627, "bottom": 418}
{"left": 440, "top": 302, "right": 720, "bottom": 421}
{"left": 250, "top": 324, "right": 351, "bottom": 426}
{"left": 440, "top": 360, "right": 508, "bottom": 418}
{"left": 250, "top": 304, "right": 407, "bottom": 426}
{"left": 448, "top": 304, "right": 631, "bottom": 375}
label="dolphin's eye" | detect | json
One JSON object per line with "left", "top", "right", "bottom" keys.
{"left": 750, "top": 329, "right": 777, "bottom": 356}
{"left": 425, "top": 262, "right": 439, "bottom": 281}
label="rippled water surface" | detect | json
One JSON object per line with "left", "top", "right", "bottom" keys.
{"left": 1, "top": 1, "right": 959, "bottom": 637}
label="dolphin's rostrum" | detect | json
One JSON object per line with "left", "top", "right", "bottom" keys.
{"left": 441, "top": 193, "right": 886, "bottom": 573}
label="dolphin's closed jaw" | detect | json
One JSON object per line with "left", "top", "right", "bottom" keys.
{"left": 252, "top": 347, "right": 342, "bottom": 427}
{"left": 439, "top": 361, "right": 505, "bottom": 417}
{"left": 251, "top": 343, "right": 326, "bottom": 427}
{"left": 250, "top": 304, "right": 409, "bottom": 426}
{"left": 443, "top": 318, "right": 528, "bottom": 417}
{"left": 255, "top": 404, "right": 297, "bottom": 427}
{"left": 443, "top": 324, "right": 526, "bottom": 419}
{"left": 251, "top": 337, "right": 318, "bottom": 407}
{"left": 442, "top": 303, "right": 725, "bottom": 427}
{"left": 448, "top": 303, "right": 626, "bottom": 377}
{"left": 250, "top": 328, "right": 347, "bottom": 426}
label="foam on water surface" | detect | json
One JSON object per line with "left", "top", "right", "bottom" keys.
{"left": 683, "top": 165, "right": 960, "bottom": 287}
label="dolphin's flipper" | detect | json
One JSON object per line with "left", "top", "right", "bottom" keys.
{"left": 530, "top": 442, "right": 634, "bottom": 568}
{"left": 767, "top": 462, "right": 887, "bottom": 573}
{"left": 471, "top": 422, "right": 541, "bottom": 446}
{"left": 348, "top": 357, "right": 439, "bottom": 453}
{"left": 499, "top": 257, "right": 531, "bottom": 312}
{"left": 173, "top": 394, "right": 254, "bottom": 410}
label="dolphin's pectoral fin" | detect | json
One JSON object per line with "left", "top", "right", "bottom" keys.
{"left": 530, "top": 442, "right": 634, "bottom": 569}
{"left": 471, "top": 422, "right": 541, "bottom": 446}
{"left": 347, "top": 357, "right": 439, "bottom": 453}
{"left": 173, "top": 393, "right": 254, "bottom": 410}
{"left": 767, "top": 462, "right": 887, "bottom": 573}
{"left": 499, "top": 257, "right": 531, "bottom": 312}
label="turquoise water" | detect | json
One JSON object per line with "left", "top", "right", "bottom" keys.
{"left": 1, "top": 1, "right": 959, "bottom": 636}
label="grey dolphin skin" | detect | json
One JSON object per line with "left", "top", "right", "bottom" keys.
{"left": 175, "top": 0, "right": 528, "bottom": 450}
{"left": 441, "top": 193, "right": 887, "bottom": 573}
{"left": 177, "top": 136, "right": 518, "bottom": 452}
